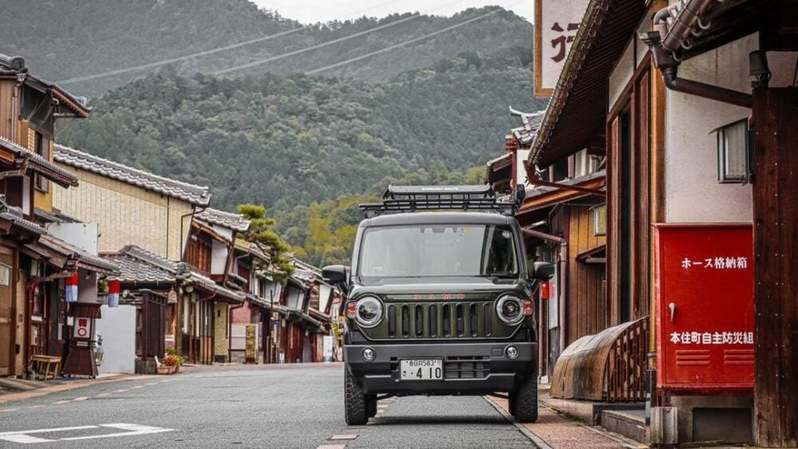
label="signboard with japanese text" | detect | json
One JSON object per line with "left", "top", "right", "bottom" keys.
{"left": 73, "top": 317, "right": 91, "bottom": 339}
{"left": 534, "top": 0, "right": 589, "bottom": 97}
{"left": 654, "top": 224, "right": 754, "bottom": 390}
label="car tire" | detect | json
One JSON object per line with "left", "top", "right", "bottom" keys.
{"left": 511, "top": 375, "right": 538, "bottom": 423}
{"left": 367, "top": 395, "right": 378, "bottom": 418}
{"left": 345, "top": 369, "right": 368, "bottom": 425}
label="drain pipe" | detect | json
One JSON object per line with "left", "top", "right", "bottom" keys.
{"left": 522, "top": 227, "right": 568, "bottom": 355}
{"left": 643, "top": 2, "right": 752, "bottom": 108}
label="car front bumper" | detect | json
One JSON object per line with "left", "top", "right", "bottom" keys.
{"left": 344, "top": 341, "right": 537, "bottom": 395}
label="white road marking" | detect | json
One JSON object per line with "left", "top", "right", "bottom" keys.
{"left": 0, "top": 408, "right": 18, "bottom": 412}
{"left": 330, "top": 434, "right": 358, "bottom": 440}
{"left": 0, "top": 423, "right": 174, "bottom": 444}
{"left": 96, "top": 392, "right": 111, "bottom": 397}
{"left": 130, "top": 385, "right": 143, "bottom": 389}
{"left": 73, "top": 397, "right": 88, "bottom": 401}
{"left": 113, "top": 389, "right": 128, "bottom": 393}
{"left": 144, "top": 382, "right": 158, "bottom": 386}
{"left": 53, "top": 400, "right": 70, "bottom": 405}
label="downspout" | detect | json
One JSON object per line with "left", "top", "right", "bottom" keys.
{"left": 644, "top": 3, "right": 752, "bottom": 109}
{"left": 521, "top": 227, "right": 568, "bottom": 355}
{"left": 179, "top": 205, "right": 207, "bottom": 262}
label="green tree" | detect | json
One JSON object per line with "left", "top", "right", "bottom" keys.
{"left": 237, "top": 203, "right": 294, "bottom": 281}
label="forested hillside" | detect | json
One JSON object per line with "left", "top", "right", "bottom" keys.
{"left": 1, "top": 0, "right": 532, "bottom": 96}
{"left": 60, "top": 51, "right": 545, "bottom": 212}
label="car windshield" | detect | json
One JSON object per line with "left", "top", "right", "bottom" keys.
{"left": 358, "top": 224, "right": 518, "bottom": 279}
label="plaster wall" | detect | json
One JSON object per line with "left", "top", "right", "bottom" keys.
{"left": 53, "top": 167, "right": 193, "bottom": 260}
{"left": 663, "top": 36, "right": 797, "bottom": 223}
{"left": 96, "top": 304, "right": 136, "bottom": 374}
{"left": 211, "top": 240, "right": 228, "bottom": 275}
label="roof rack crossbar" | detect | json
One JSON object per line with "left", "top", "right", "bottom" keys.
{"left": 360, "top": 185, "right": 517, "bottom": 218}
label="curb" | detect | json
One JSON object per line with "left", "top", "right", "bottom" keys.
{"left": 484, "top": 396, "right": 554, "bottom": 449}
{"left": 0, "top": 374, "right": 150, "bottom": 405}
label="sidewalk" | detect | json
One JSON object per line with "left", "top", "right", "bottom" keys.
{"left": 485, "top": 394, "right": 648, "bottom": 449}
{"left": 0, "top": 373, "right": 140, "bottom": 404}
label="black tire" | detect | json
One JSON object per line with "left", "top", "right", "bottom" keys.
{"left": 345, "top": 369, "right": 368, "bottom": 425}
{"left": 367, "top": 395, "right": 378, "bottom": 418}
{"left": 510, "top": 375, "right": 539, "bottom": 423}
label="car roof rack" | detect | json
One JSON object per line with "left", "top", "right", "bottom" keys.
{"left": 359, "top": 185, "right": 517, "bottom": 218}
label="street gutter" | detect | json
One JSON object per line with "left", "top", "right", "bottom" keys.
{"left": 0, "top": 374, "right": 151, "bottom": 405}
{"left": 483, "top": 395, "right": 553, "bottom": 449}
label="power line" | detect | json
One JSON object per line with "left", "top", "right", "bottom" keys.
{"left": 214, "top": 14, "right": 421, "bottom": 75}
{"left": 56, "top": 0, "right": 399, "bottom": 85}
{"left": 213, "top": 0, "right": 467, "bottom": 75}
{"left": 305, "top": 7, "right": 507, "bottom": 75}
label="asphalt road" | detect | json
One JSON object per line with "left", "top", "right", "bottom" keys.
{"left": 0, "top": 364, "right": 535, "bottom": 449}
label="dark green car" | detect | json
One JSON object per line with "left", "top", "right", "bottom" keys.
{"left": 323, "top": 185, "right": 552, "bottom": 425}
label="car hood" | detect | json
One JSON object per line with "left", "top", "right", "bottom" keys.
{"left": 349, "top": 277, "right": 528, "bottom": 297}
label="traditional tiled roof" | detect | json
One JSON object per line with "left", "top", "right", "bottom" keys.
{"left": 196, "top": 208, "right": 250, "bottom": 232}
{"left": 101, "top": 245, "right": 244, "bottom": 301}
{"left": 0, "top": 203, "right": 47, "bottom": 235}
{"left": 102, "top": 246, "right": 177, "bottom": 285}
{"left": 511, "top": 110, "right": 545, "bottom": 146}
{"left": 0, "top": 137, "right": 79, "bottom": 187}
{"left": 54, "top": 145, "right": 211, "bottom": 206}
{"left": 35, "top": 234, "right": 119, "bottom": 275}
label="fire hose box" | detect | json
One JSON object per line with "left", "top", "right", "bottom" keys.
{"left": 654, "top": 223, "right": 754, "bottom": 391}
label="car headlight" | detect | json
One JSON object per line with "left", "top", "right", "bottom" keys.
{"left": 496, "top": 295, "right": 525, "bottom": 325}
{"left": 354, "top": 296, "right": 383, "bottom": 328}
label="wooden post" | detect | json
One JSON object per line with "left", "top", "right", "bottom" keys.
{"left": 752, "top": 87, "right": 798, "bottom": 447}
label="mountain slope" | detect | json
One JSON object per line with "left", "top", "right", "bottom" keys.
{"left": 2, "top": 0, "right": 533, "bottom": 96}
{"left": 59, "top": 51, "right": 545, "bottom": 211}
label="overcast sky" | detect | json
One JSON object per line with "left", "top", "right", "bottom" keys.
{"left": 252, "top": 0, "right": 533, "bottom": 24}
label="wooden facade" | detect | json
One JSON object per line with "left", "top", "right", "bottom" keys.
{"left": 752, "top": 87, "right": 798, "bottom": 447}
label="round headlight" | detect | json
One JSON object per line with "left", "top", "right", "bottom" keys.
{"left": 355, "top": 296, "right": 383, "bottom": 328}
{"left": 496, "top": 295, "right": 524, "bottom": 325}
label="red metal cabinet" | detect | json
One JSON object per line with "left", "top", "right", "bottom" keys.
{"left": 654, "top": 224, "right": 754, "bottom": 391}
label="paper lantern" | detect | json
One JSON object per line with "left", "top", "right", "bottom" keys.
{"left": 65, "top": 272, "right": 79, "bottom": 303}
{"left": 107, "top": 279, "right": 121, "bottom": 308}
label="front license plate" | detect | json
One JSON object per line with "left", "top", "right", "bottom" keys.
{"left": 399, "top": 359, "right": 443, "bottom": 381}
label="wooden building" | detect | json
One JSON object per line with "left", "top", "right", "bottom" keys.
{"left": 521, "top": 0, "right": 798, "bottom": 446}
{"left": 1, "top": 53, "right": 118, "bottom": 379}
{"left": 52, "top": 145, "right": 216, "bottom": 354}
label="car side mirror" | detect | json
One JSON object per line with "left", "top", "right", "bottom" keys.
{"left": 322, "top": 265, "right": 349, "bottom": 286}
{"left": 531, "top": 261, "right": 555, "bottom": 281}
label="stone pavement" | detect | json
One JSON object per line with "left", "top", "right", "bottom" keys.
{"left": 0, "top": 373, "right": 141, "bottom": 404}
{"left": 485, "top": 395, "right": 647, "bottom": 449}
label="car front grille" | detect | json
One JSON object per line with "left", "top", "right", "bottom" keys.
{"left": 386, "top": 302, "right": 494, "bottom": 339}
{"left": 444, "top": 356, "right": 490, "bottom": 379}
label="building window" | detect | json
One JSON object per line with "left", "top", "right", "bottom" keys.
{"left": 715, "top": 119, "right": 750, "bottom": 184}
{"left": 0, "top": 263, "right": 10, "bottom": 286}
{"left": 33, "top": 131, "right": 49, "bottom": 192}
{"left": 591, "top": 204, "right": 607, "bottom": 236}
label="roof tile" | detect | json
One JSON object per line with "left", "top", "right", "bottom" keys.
{"left": 54, "top": 145, "right": 211, "bottom": 206}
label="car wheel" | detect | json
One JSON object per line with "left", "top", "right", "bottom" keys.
{"left": 345, "top": 369, "right": 368, "bottom": 425}
{"left": 510, "top": 375, "right": 538, "bottom": 423}
{"left": 367, "top": 395, "right": 378, "bottom": 418}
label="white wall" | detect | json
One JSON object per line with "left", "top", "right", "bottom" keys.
{"left": 211, "top": 239, "right": 228, "bottom": 275}
{"left": 96, "top": 304, "right": 136, "bottom": 374}
{"left": 664, "top": 34, "right": 757, "bottom": 222}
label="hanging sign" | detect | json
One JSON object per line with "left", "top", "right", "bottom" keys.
{"left": 73, "top": 317, "right": 90, "bottom": 339}
{"left": 534, "top": 0, "right": 590, "bottom": 97}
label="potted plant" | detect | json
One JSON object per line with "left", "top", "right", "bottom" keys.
{"left": 158, "top": 350, "right": 184, "bottom": 374}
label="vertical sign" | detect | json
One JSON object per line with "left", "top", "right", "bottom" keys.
{"left": 534, "top": 0, "right": 589, "bottom": 97}
{"left": 245, "top": 324, "right": 256, "bottom": 363}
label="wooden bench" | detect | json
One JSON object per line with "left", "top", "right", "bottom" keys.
{"left": 30, "top": 355, "right": 61, "bottom": 380}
